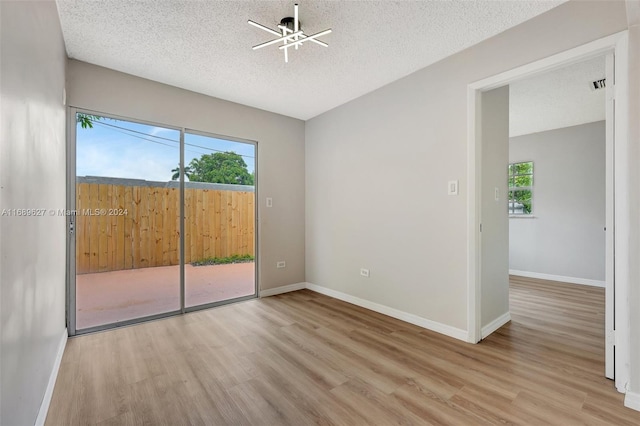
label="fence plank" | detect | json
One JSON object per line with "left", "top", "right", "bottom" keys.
{"left": 189, "top": 188, "right": 197, "bottom": 264}
{"left": 97, "top": 185, "right": 108, "bottom": 272}
{"left": 139, "top": 186, "right": 150, "bottom": 268}
{"left": 171, "top": 187, "right": 179, "bottom": 265}
{"left": 184, "top": 189, "right": 191, "bottom": 264}
{"left": 76, "top": 183, "right": 89, "bottom": 274}
{"left": 161, "top": 187, "right": 170, "bottom": 266}
{"left": 114, "top": 185, "right": 125, "bottom": 271}
{"left": 123, "top": 186, "right": 133, "bottom": 269}
{"left": 107, "top": 184, "right": 115, "bottom": 271}
{"left": 213, "top": 190, "right": 222, "bottom": 259}
{"left": 88, "top": 184, "right": 99, "bottom": 273}
{"left": 248, "top": 193, "right": 254, "bottom": 256}
{"left": 202, "top": 189, "right": 211, "bottom": 259}
{"left": 132, "top": 186, "right": 141, "bottom": 269}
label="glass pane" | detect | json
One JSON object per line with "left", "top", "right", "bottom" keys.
{"left": 509, "top": 177, "right": 516, "bottom": 188}
{"left": 514, "top": 174, "right": 533, "bottom": 188}
{"left": 75, "top": 113, "right": 180, "bottom": 329}
{"left": 508, "top": 190, "right": 515, "bottom": 214}
{"left": 511, "top": 189, "right": 532, "bottom": 214}
{"left": 183, "top": 133, "right": 256, "bottom": 308}
{"left": 512, "top": 161, "right": 533, "bottom": 175}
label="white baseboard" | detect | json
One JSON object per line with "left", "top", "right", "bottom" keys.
{"left": 509, "top": 269, "right": 605, "bottom": 288}
{"left": 305, "top": 282, "right": 468, "bottom": 342}
{"left": 481, "top": 312, "right": 511, "bottom": 339}
{"left": 35, "top": 328, "right": 68, "bottom": 426}
{"left": 259, "top": 282, "right": 307, "bottom": 297}
{"left": 625, "top": 390, "right": 640, "bottom": 412}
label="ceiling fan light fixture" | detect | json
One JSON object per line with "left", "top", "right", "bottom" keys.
{"left": 248, "top": 3, "right": 331, "bottom": 63}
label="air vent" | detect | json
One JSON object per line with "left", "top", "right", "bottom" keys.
{"left": 590, "top": 78, "right": 606, "bottom": 91}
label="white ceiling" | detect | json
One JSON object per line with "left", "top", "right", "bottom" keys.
{"left": 509, "top": 56, "right": 606, "bottom": 137}
{"left": 56, "top": 0, "right": 565, "bottom": 120}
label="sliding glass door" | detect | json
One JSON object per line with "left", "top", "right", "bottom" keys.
{"left": 183, "top": 132, "right": 256, "bottom": 309}
{"left": 69, "top": 111, "right": 257, "bottom": 334}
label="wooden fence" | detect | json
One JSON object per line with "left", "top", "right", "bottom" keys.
{"left": 75, "top": 179, "right": 254, "bottom": 274}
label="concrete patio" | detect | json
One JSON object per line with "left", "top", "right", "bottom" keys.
{"left": 76, "top": 262, "right": 255, "bottom": 329}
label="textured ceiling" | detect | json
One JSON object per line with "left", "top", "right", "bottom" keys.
{"left": 56, "top": 0, "right": 565, "bottom": 120}
{"left": 509, "top": 56, "right": 606, "bottom": 137}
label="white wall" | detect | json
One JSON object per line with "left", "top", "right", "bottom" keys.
{"left": 0, "top": 2, "right": 67, "bottom": 424}
{"left": 66, "top": 60, "right": 306, "bottom": 291}
{"left": 305, "top": 1, "right": 627, "bottom": 335}
{"left": 480, "top": 86, "right": 510, "bottom": 329}
{"left": 509, "top": 122, "right": 606, "bottom": 283}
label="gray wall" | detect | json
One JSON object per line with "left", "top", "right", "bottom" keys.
{"left": 305, "top": 1, "right": 627, "bottom": 333}
{"left": 0, "top": 2, "right": 68, "bottom": 424}
{"left": 481, "top": 87, "right": 510, "bottom": 329}
{"left": 509, "top": 122, "right": 606, "bottom": 282}
{"left": 67, "top": 60, "right": 306, "bottom": 291}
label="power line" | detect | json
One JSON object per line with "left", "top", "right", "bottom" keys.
{"left": 90, "top": 120, "right": 255, "bottom": 159}
{"left": 92, "top": 121, "right": 178, "bottom": 150}
{"left": 91, "top": 123, "right": 211, "bottom": 158}
{"left": 93, "top": 120, "right": 179, "bottom": 142}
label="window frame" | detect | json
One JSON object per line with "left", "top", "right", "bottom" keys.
{"left": 508, "top": 161, "right": 533, "bottom": 216}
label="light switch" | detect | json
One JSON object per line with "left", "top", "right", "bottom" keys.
{"left": 448, "top": 180, "right": 459, "bottom": 196}
{"left": 494, "top": 187, "right": 499, "bottom": 201}
{"left": 266, "top": 197, "right": 273, "bottom": 207}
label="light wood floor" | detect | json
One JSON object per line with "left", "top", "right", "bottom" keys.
{"left": 46, "top": 277, "right": 640, "bottom": 425}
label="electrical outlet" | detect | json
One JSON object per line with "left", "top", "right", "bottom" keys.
{"left": 360, "top": 268, "right": 370, "bottom": 277}
{"left": 494, "top": 187, "right": 499, "bottom": 201}
{"left": 266, "top": 197, "right": 273, "bottom": 207}
{"left": 276, "top": 261, "right": 286, "bottom": 269}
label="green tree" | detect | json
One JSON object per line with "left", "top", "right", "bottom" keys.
{"left": 172, "top": 152, "right": 254, "bottom": 185}
{"left": 77, "top": 113, "right": 101, "bottom": 129}
{"left": 171, "top": 165, "right": 192, "bottom": 181}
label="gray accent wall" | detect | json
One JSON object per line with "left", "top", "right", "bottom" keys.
{"left": 67, "top": 60, "right": 306, "bottom": 292}
{"left": 0, "top": 2, "right": 68, "bottom": 424}
{"left": 509, "top": 121, "right": 606, "bottom": 282}
{"left": 305, "top": 1, "right": 626, "bottom": 332}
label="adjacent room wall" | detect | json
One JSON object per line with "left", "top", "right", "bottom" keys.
{"left": 0, "top": 2, "right": 68, "bottom": 424}
{"left": 305, "top": 1, "right": 626, "bottom": 335}
{"left": 480, "top": 86, "right": 510, "bottom": 331}
{"left": 66, "top": 60, "right": 306, "bottom": 291}
{"left": 509, "top": 121, "right": 606, "bottom": 284}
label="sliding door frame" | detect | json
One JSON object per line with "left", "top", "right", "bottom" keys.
{"left": 66, "top": 108, "right": 259, "bottom": 335}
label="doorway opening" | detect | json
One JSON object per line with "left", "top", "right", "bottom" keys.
{"left": 507, "top": 55, "right": 610, "bottom": 374}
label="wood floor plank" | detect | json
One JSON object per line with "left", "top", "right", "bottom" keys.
{"left": 46, "top": 278, "right": 640, "bottom": 425}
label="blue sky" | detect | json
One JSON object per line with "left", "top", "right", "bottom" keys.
{"left": 76, "top": 115, "right": 255, "bottom": 181}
